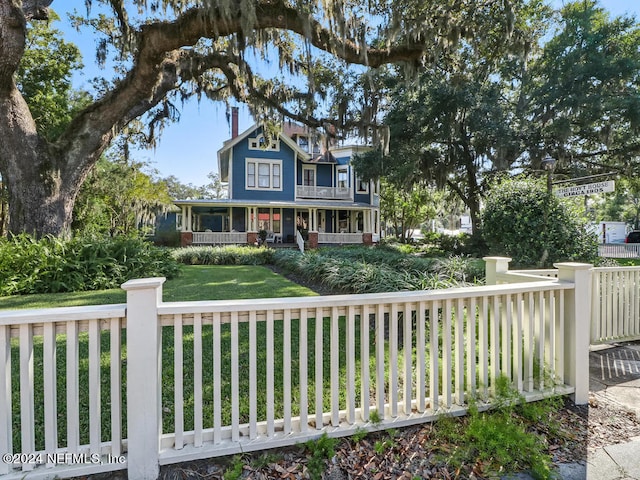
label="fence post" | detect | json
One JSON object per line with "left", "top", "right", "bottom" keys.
{"left": 554, "top": 263, "right": 592, "bottom": 405}
{"left": 483, "top": 256, "right": 512, "bottom": 285}
{"left": 122, "top": 277, "right": 166, "bottom": 480}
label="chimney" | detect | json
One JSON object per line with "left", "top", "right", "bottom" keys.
{"left": 231, "top": 107, "right": 239, "bottom": 138}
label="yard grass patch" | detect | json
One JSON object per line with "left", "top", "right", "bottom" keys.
{"left": 0, "top": 265, "right": 316, "bottom": 310}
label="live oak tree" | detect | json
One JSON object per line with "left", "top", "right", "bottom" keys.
{"left": 353, "top": 0, "right": 550, "bottom": 235}
{"left": 525, "top": 1, "right": 640, "bottom": 175}
{"left": 0, "top": 0, "right": 521, "bottom": 237}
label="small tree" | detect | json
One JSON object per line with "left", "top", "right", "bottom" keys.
{"left": 482, "top": 177, "right": 597, "bottom": 267}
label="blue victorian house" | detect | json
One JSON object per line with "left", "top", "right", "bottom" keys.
{"left": 174, "top": 117, "right": 380, "bottom": 248}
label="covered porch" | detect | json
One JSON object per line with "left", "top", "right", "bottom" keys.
{"left": 174, "top": 200, "right": 380, "bottom": 247}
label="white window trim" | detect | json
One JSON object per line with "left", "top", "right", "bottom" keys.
{"left": 245, "top": 158, "right": 283, "bottom": 191}
{"left": 302, "top": 165, "right": 317, "bottom": 187}
{"left": 248, "top": 134, "right": 280, "bottom": 152}
{"left": 337, "top": 166, "right": 349, "bottom": 189}
{"left": 356, "top": 175, "right": 369, "bottom": 194}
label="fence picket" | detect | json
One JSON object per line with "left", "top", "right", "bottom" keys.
{"left": 212, "top": 312, "right": 221, "bottom": 444}
{"left": 346, "top": 306, "right": 356, "bottom": 424}
{"left": 359, "top": 305, "right": 370, "bottom": 422}
{"left": 315, "top": 307, "right": 323, "bottom": 430}
{"left": 43, "top": 322, "right": 57, "bottom": 463}
{"left": 429, "top": 301, "right": 440, "bottom": 411}
{"left": 0, "top": 325, "right": 11, "bottom": 475}
{"left": 266, "top": 309, "right": 274, "bottom": 436}
{"left": 110, "top": 318, "right": 122, "bottom": 456}
{"left": 88, "top": 319, "right": 102, "bottom": 454}
{"left": 376, "top": 303, "right": 385, "bottom": 419}
{"left": 454, "top": 298, "right": 464, "bottom": 405}
{"left": 389, "top": 303, "right": 398, "bottom": 417}
{"left": 19, "top": 324, "right": 35, "bottom": 471}
{"left": 193, "top": 313, "right": 203, "bottom": 447}
{"left": 403, "top": 303, "right": 412, "bottom": 415}
{"left": 174, "top": 314, "right": 184, "bottom": 450}
{"left": 331, "top": 306, "right": 340, "bottom": 426}
{"left": 249, "top": 310, "right": 257, "bottom": 439}
{"left": 416, "top": 302, "right": 426, "bottom": 412}
{"left": 283, "top": 309, "right": 292, "bottom": 434}
{"left": 66, "top": 320, "right": 79, "bottom": 453}
{"left": 443, "top": 299, "right": 452, "bottom": 408}
{"left": 299, "top": 308, "right": 308, "bottom": 433}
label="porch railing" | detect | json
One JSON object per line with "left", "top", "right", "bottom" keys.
{"left": 318, "top": 232, "right": 363, "bottom": 244}
{"left": 192, "top": 232, "right": 248, "bottom": 245}
{"left": 296, "top": 185, "right": 352, "bottom": 200}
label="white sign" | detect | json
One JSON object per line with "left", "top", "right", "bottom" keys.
{"left": 555, "top": 180, "right": 615, "bottom": 198}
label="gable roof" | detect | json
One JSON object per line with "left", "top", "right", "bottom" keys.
{"left": 217, "top": 124, "right": 311, "bottom": 181}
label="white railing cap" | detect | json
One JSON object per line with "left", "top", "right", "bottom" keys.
{"left": 122, "top": 277, "right": 167, "bottom": 291}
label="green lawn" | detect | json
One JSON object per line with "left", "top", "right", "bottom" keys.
{"left": 0, "top": 265, "right": 316, "bottom": 310}
{"left": 611, "top": 257, "right": 640, "bottom": 266}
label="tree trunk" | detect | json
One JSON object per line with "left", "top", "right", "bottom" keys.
{"left": 6, "top": 161, "right": 79, "bottom": 237}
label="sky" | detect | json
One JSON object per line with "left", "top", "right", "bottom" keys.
{"left": 52, "top": 0, "right": 640, "bottom": 186}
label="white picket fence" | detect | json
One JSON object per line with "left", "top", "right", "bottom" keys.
{"left": 0, "top": 260, "right": 601, "bottom": 480}
{"left": 599, "top": 243, "right": 640, "bottom": 258}
{"left": 490, "top": 257, "right": 640, "bottom": 344}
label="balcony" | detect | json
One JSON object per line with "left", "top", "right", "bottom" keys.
{"left": 296, "top": 185, "right": 352, "bottom": 200}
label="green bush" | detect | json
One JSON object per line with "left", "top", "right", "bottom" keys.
{"left": 272, "top": 247, "right": 483, "bottom": 293}
{"left": 482, "top": 177, "right": 598, "bottom": 268}
{"left": 0, "top": 234, "right": 180, "bottom": 296}
{"left": 172, "top": 245, "right": 274, "bottom": 265}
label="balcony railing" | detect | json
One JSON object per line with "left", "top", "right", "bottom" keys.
{"left": 296, "top": 185, "right": 352, "bottom": 200}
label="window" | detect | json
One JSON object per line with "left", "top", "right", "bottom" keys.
{"left": 303, "top": 166, "right": 315, "bottom": 186}
{"left": 257, "top": 208, "right": 282, "bottom": 233}
{"left": 297, "top": 136, "right": 309, "bottom": 152}
{"left": 337, "top": 167, "right": 349, "bottom": 189}
{"left": 356, "top": 176, "right": 369, "bottom": 193}
{"left": 246, "top": 159, "right": 283, "bottom": 191}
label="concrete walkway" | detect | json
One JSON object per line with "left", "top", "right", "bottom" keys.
{"left": 507, "top": 341, "right": 640, "bottom": 480}
{"left": 581, "top": 342, "right": 640, "bottom": 480}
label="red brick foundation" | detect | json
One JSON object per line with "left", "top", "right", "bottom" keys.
{"left": 247, "top": 231, "right": 258, "bottom": 246}
{"left": 363, "top": 233, "right": 373, "bottom": 245}
{"left": 308, "top": 231, "right": 318, "bottom": 249}
{"left": 180, "top": 232, "right": 193, "bottom": 247}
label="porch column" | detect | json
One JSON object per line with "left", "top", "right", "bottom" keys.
{"left": 310, "top": 208, "right": 317, "bottom": 231}
{"left": 364, "top": 210, "right": 372, "bottom": 233}
{"left": 186, "top": 206, "right": 193, "bottom": 232}
{"left": 180, "top": 205, "right": 187, "bottom": 232}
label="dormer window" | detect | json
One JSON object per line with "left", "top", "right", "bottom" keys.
{"left": 297, "top": 135, "right": 309, "bottom": 152}
{"left": 249, "top": 134, "right": 280, "bottom": 151}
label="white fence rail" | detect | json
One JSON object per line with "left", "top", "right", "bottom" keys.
{"left": 599, "top": 243, "right": 640, "bottom": 258}
{"left": 0, "top": 305, "right": 128, "bottom": 479}
{"left": 591, "top": 267, "right": 640, "bottom": 344}
{"left": 0, "top": 264, "right": 591, "bottom": 480}
{"left": 487, "top": 257, "right": 640, "bottom": 345}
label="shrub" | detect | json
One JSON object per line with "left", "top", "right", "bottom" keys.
{"left": 482, "top": 177, "right": 598, "bottom": 268}
{"left": 0, "top": 234, "right": 180, "bottom": 296}
{"left": 172, "top": 245, "right": 274, "bottom": 265}
{"left": 272, "top": 247, "right": 483, "bottom": 293}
